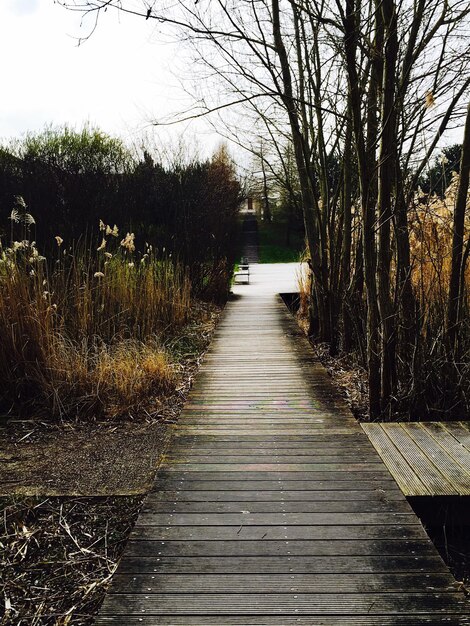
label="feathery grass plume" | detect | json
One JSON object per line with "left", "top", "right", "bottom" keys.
{"left": 106, "top": 224, "right": 119, "bottom": 237}
{"left": 120, "top": 232, "right": 135, "bottom": 253}
{"left": 409, "top": 174, "right": 469, "bottom": 312}
{"left": 425, "top": 91, "right": 436, "bottom": 108}
{"left": 9, "top": 196, "right": 36, "bottom": 243}
{"left": 404, "top": 180, "right": 470, "bottom": 416}
{"left": 296, "top": 251, "right": 311, "bottom": 318}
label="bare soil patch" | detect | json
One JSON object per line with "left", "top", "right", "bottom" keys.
{"left": 0, "top": 422, "right": 169, "bottom": 497}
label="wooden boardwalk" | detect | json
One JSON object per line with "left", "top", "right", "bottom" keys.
{"left": 362, "top": 421, "right": 470, "bottom": 496}
{"left": 96, "top": 265, "right": 469, "bottom": 625}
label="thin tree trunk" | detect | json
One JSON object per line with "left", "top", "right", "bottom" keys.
{"left": 260, "top": 154, "right": 272, "bottom": 222}
{"left": 376, "top": 0, "right": 398, "bottom": 415}
{"left": 447, "top": 100, "right": 470, "bottom": 351}
{"left": 273, "top": 0, "right": 331, "bottom": 341}
{"left": 341, "top": 113, "right": 353, "bottom": 352}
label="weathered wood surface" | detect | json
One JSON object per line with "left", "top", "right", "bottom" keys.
{"left": 362, "top": 421, "right": 470, "bottom": 496}
{"left": 96, "top": 265, "right": 469, "bottom": 625}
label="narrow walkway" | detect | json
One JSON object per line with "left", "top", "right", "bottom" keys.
{"left": 97, "top": 264, "right": 469, "bottom": 625}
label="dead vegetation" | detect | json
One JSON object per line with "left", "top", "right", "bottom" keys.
{"left": 295, "top": 267, "right": 369, "bottom": 421}
{"left": 0, "top": 210, "right": 194, "bottom": 421}
{"left": 0, "top": 496, "right": 143, "bottom": 625}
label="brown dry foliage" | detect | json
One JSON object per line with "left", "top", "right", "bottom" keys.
{"left": 409, "top": 173, "right": 470, "bottom": 321}
{"left": 0, "top": 217, "right": 192, "bottom": 419}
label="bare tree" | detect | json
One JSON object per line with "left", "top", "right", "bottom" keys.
{"left": 60, "top": 0, "right": 470, "bottom": 419}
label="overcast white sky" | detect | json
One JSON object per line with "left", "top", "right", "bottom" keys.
{"left": 1, "top": 0, "right": 464, "bottom": 163}
{"left": 0, "top": 0, "right": 220, "bottom": 153}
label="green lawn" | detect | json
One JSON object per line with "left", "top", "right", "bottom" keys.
{"left": 258, "top": 220, "right": 304, "bottom": 263}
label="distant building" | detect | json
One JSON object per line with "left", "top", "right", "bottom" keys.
{"left": 240, "top": 196, "right": 258, "bottom": 214}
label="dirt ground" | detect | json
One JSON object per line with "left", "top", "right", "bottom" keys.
{"left": 0, "top": 421, "right": 170, "bottom": 497}
{"left": 0, "top": 380, "right": 188, "bottom": 624}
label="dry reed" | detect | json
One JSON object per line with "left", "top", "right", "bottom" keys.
{"left": 0, "top": 208, "right": 192, "bottom": 419}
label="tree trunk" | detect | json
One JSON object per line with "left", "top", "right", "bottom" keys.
{"left": 341, "top": 113, "right": 353, "bottom": 352}
{"left": 260, "top": 155, "right": 272, "bottom": 222}
{"left": 376, "top": 0, "right": 398, "bottom": 415}
{"left": 343, "top": 0, "right": 382, "bottom": 418}
{"left": 447, "top": 100, "right": 470, "bottom": 351}
{"left": 272, "top": 0, "right": 331, "bottom": 341}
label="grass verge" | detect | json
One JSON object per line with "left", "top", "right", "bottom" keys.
{"left": 258, "top": 220, "right": 304, "bottom": 263}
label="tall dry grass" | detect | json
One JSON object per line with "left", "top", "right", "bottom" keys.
{"left": 407, "top": 177, "right": 470, "bottom": 417}
{"left": 295, "top": 179, "right": 470, "bottom": 418}
{"left": 0, "top": 203, "right": 192, "bottom": 419}
{"left": 410, "top": 174, "right": 470, "bottom": 323}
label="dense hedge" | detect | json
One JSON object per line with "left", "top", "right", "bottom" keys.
{"left": 0, "top": 127, "right": 242, "bottom": 300}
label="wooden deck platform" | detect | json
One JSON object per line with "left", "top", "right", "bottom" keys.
{"left": 362, "top": 421, "right": 470, "bottom": 497}
{"left": 96, "top": 264, "right": 470, "bottom": 625}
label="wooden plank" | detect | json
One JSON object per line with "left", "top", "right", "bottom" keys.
{"left": 170, "top": 451, "right": 379, "bottom": 459}
{"left": 166, "top": 455, "right": 381, "bottom": 463}
{"left": 176, "top": 428, "right": 360, "bottom": 435}
{"left": 403, "top": 423, "right": 470, "bottom": 495}
{"left": 179, "top": 423, "right": 354, "bottom": 428}
{"left": 172, "top": 434, "right": 368, "bottom": 443}
{"left": 174, "top": 424, "right": 358, "bottom": 436}
{"left": 151, "top": 479, "right": 401, "bottom": 492}
{"left": 182, "top": 405, "right": 335, "bottom": 409}
{"left": 137, "top": 512, "right": 417, "bottom": 526}
{"left": 124, "top": 539, "right": 435, "bottom": 558}
{"left": 116, "top": 554, "right": 447, "bottom": 574}
{"left": 157, "top": 471, "right": 394, "bottom": 481}
{"left": 142, "top": 500, "right": 412, "bottom": 514}
{"left": 107, "top": 572, "right": 456, "bottom": 594}
{"left": 361, "top": 424, "right": 429, "bottom": 496}
{"left": 423, "top": 422, "right": 470, "bottom": 474}
{"left": 170, "top": 443, "right": 375, "bottom": 451}
{"left": 98, "top": 592, "right": 469, "bottom": 615}
{"left": 95, "top": 616, "right": 470, "bottom": 625}
{"left": 162, "top": 463, "right": 383, "bottom": 472}
{"left": 148, "top": 490, "right": 404, "bottom": 502}
{"left": 131, "top": 524, "right": 427, "bottom": 541}
{"left": 179, "top": 420, "right": 349, "bottom": 426}
{"left": 443, "top": 421, "right": 470, "bottom": 451}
